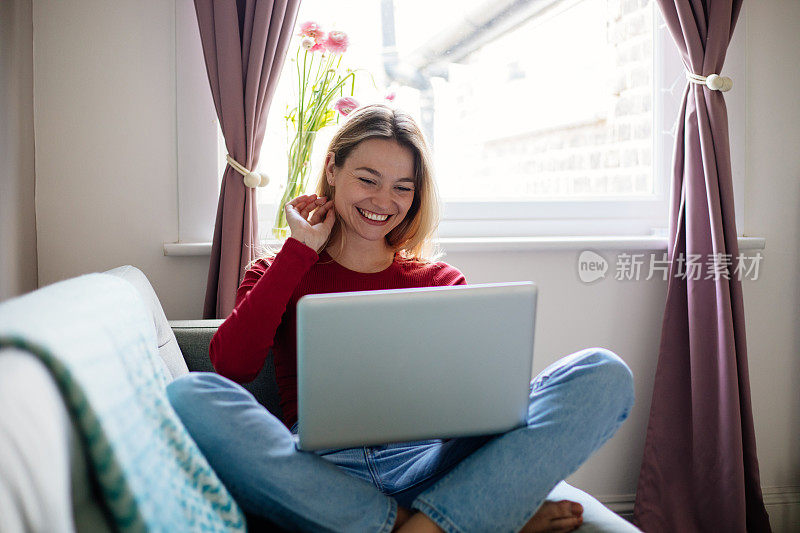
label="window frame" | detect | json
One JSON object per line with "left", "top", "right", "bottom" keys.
{"left": 174, "top": 1, "right": 747, "bottom": 247}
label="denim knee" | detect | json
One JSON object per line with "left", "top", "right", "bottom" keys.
{"left": 168, "top": 371, "right": 217, "bottom": 401}
{"left": 579, "top": 347, "right": 635, "bottom": 422}
{"left": 166, "top": 372, "right": 244, "bottom": 420}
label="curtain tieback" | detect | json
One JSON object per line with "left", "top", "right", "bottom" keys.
{"left": 686, "top": 71, "right": 733, "bottom": 92}
{"left": 226, "top": 154, "right": 270, "bottom": 188}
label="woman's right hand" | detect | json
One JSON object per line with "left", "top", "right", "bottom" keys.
{"left": 285, "top": 194, "right": 336, "bottom": 254}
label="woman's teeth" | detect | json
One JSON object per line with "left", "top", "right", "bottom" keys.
{"left": 357, "top": 207, "right": 389, "bottom": 221}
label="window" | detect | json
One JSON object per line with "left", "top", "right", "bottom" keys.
{"left": 175, "top": 0, "right": 746, "bottom": 245}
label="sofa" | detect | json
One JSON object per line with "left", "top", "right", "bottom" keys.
{"left": 0, "top": 266, "right": 638, "bottom": 532}
{"left": 0, "top": 265, "right": 279, "bottom": 532}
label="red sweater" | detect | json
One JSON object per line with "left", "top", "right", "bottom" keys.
{"left": 209, "top": 237, "right": 467, "bottom": 428}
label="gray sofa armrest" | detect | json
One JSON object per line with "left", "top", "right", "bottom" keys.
{"left": 169, "top": 320, "right": 284, "bottom": 421}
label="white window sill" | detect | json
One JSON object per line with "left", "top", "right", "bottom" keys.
{"left": 163, "top": 236, "right": 766, "bottom": 256}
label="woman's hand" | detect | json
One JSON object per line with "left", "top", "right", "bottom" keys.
{"left": 285, "top": 194, "right": 336, "bottom": 254}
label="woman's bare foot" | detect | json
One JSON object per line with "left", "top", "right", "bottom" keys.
{"left": 393, "top": 500, "right": 583, "bottom": 532}
{"left": 394, "top": 507, "right": 444, "bottom": 532}
{"left": 392, "top": 506, "right": 414, "bottom": 531}
{"left": 519, "top": 500, "right": 584, "bottom": 533}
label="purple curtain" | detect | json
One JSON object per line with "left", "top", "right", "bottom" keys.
{"left": 195, "top": 0, "right": 301, "bottom": 319}
{"left": 634, "top": 1, "right": 771, "bottom": 531}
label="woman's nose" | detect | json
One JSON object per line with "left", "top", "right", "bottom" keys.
{"left": 372, "top": 187, "right": 393, "bottom": 209}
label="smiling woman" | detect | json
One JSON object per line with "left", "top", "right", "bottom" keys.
{"left": 306, "top": 105, "right": 442, "bottom": 270}
{"left": 323, "top": 139, "right": 416, "bottom": 268}
{"left": 165, "top": 103, "right": 640, "bottom": 533}
{"left": 323, "top": 149, "right": 424, "bottom": 275}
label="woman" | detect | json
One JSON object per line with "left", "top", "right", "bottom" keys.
{"left": 167, "top": 104, "right": 637, "bottom": 533}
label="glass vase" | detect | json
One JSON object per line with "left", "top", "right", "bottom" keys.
{"left": 272, "top": 129, "right": 319, "bottom": 239}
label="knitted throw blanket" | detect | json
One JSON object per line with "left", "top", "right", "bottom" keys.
{"left": 0, "top": 274, "right": 245, "bottom": 532}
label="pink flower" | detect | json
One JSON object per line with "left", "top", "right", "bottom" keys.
{"left": 298, "top": 22, "right": 327, "bottom": 52}
{"left": 384, "top": 92, "right": 396, "bottom": 102}
{"left": 298, "top": 21, "right": 323, "bottom": 40}
{"left": 333, "top": 96, "right": 359, "bottom": 116}
{"left": 300, "top": 36, "right": 316, "bottom": 51}
{"left": 324, "top": 31, "right": 349, "bottom": 54}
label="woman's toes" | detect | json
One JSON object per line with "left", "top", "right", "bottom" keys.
{"left": 570, "top": 501, "right": 583, "bottom": 517}
{"left": 550, "top": 515, "right": 583, "bottom": 532}
{"left": 520, "top": 500, "right": 583, "bottom": 533}
{"left": 555, "top": 500, "right": 582, "bottom": 519}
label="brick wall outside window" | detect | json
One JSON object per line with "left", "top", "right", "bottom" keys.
{"left": 434, "top": 0, "right": 654, "bottom": 201}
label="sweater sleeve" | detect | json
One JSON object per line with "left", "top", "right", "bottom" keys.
{"left": 209, "top": 238, "right": 318, "bottom": 382}
{"left": 432, "top": 262, "right": 467, "bottom": 286}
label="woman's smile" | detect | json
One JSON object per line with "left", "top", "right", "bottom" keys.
{"left": 356, "top": 206, "right": 392, "bottom": 224}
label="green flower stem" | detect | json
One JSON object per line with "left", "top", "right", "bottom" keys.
{"left": 273, "top": 44, "right": 357, "bottom": 238}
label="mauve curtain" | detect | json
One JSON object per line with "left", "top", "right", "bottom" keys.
{"left": 195, "top": 0, "right": 301, "bottom": 319}
{"left": 634, "top": 1, "right": 771, "bottom": 532}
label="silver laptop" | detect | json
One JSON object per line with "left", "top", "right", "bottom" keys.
{"left": 296, "top": 281, "right": 537, "bottom": 451}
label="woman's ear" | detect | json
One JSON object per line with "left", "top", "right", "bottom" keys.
{"left": 324, "top": 152, "right": 336, "bottom": 186}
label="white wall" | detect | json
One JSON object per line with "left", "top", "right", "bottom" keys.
{"left": 0, "top": 0, "right": 38, "bottom": 301}
{"left": 32, "top": 0, "right": 209, "bottom": 318}
{"left": 30, "top": 0, "right": 799, "bottom": 524}
{"left": 739, "top": 0, "right": 800, "bottom": 505}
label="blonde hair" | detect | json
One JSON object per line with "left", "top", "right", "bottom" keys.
{"left": 315, "top": 104, "right": 441, "bottom": 262}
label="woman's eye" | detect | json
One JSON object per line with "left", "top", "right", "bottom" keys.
{"left": 358, "top": 177, "right": 375, "bottom": 185}
{"left": 396, "top": 186, "right": 413, "bottom": 192}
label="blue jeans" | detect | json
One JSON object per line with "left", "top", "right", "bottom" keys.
{"left": 167, "top": 348, "right": 638, "bottom": 533}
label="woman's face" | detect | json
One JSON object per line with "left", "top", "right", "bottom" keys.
{"left": 326, "top": 138, "right": 416, "bottom": 247}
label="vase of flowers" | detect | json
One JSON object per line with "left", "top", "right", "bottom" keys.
{"left": 272, "top": 22, "right": 359, "bottom": 239}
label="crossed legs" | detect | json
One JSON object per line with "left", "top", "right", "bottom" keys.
{"left": 167, "top": 347, "right": 634, "bottom": 532}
